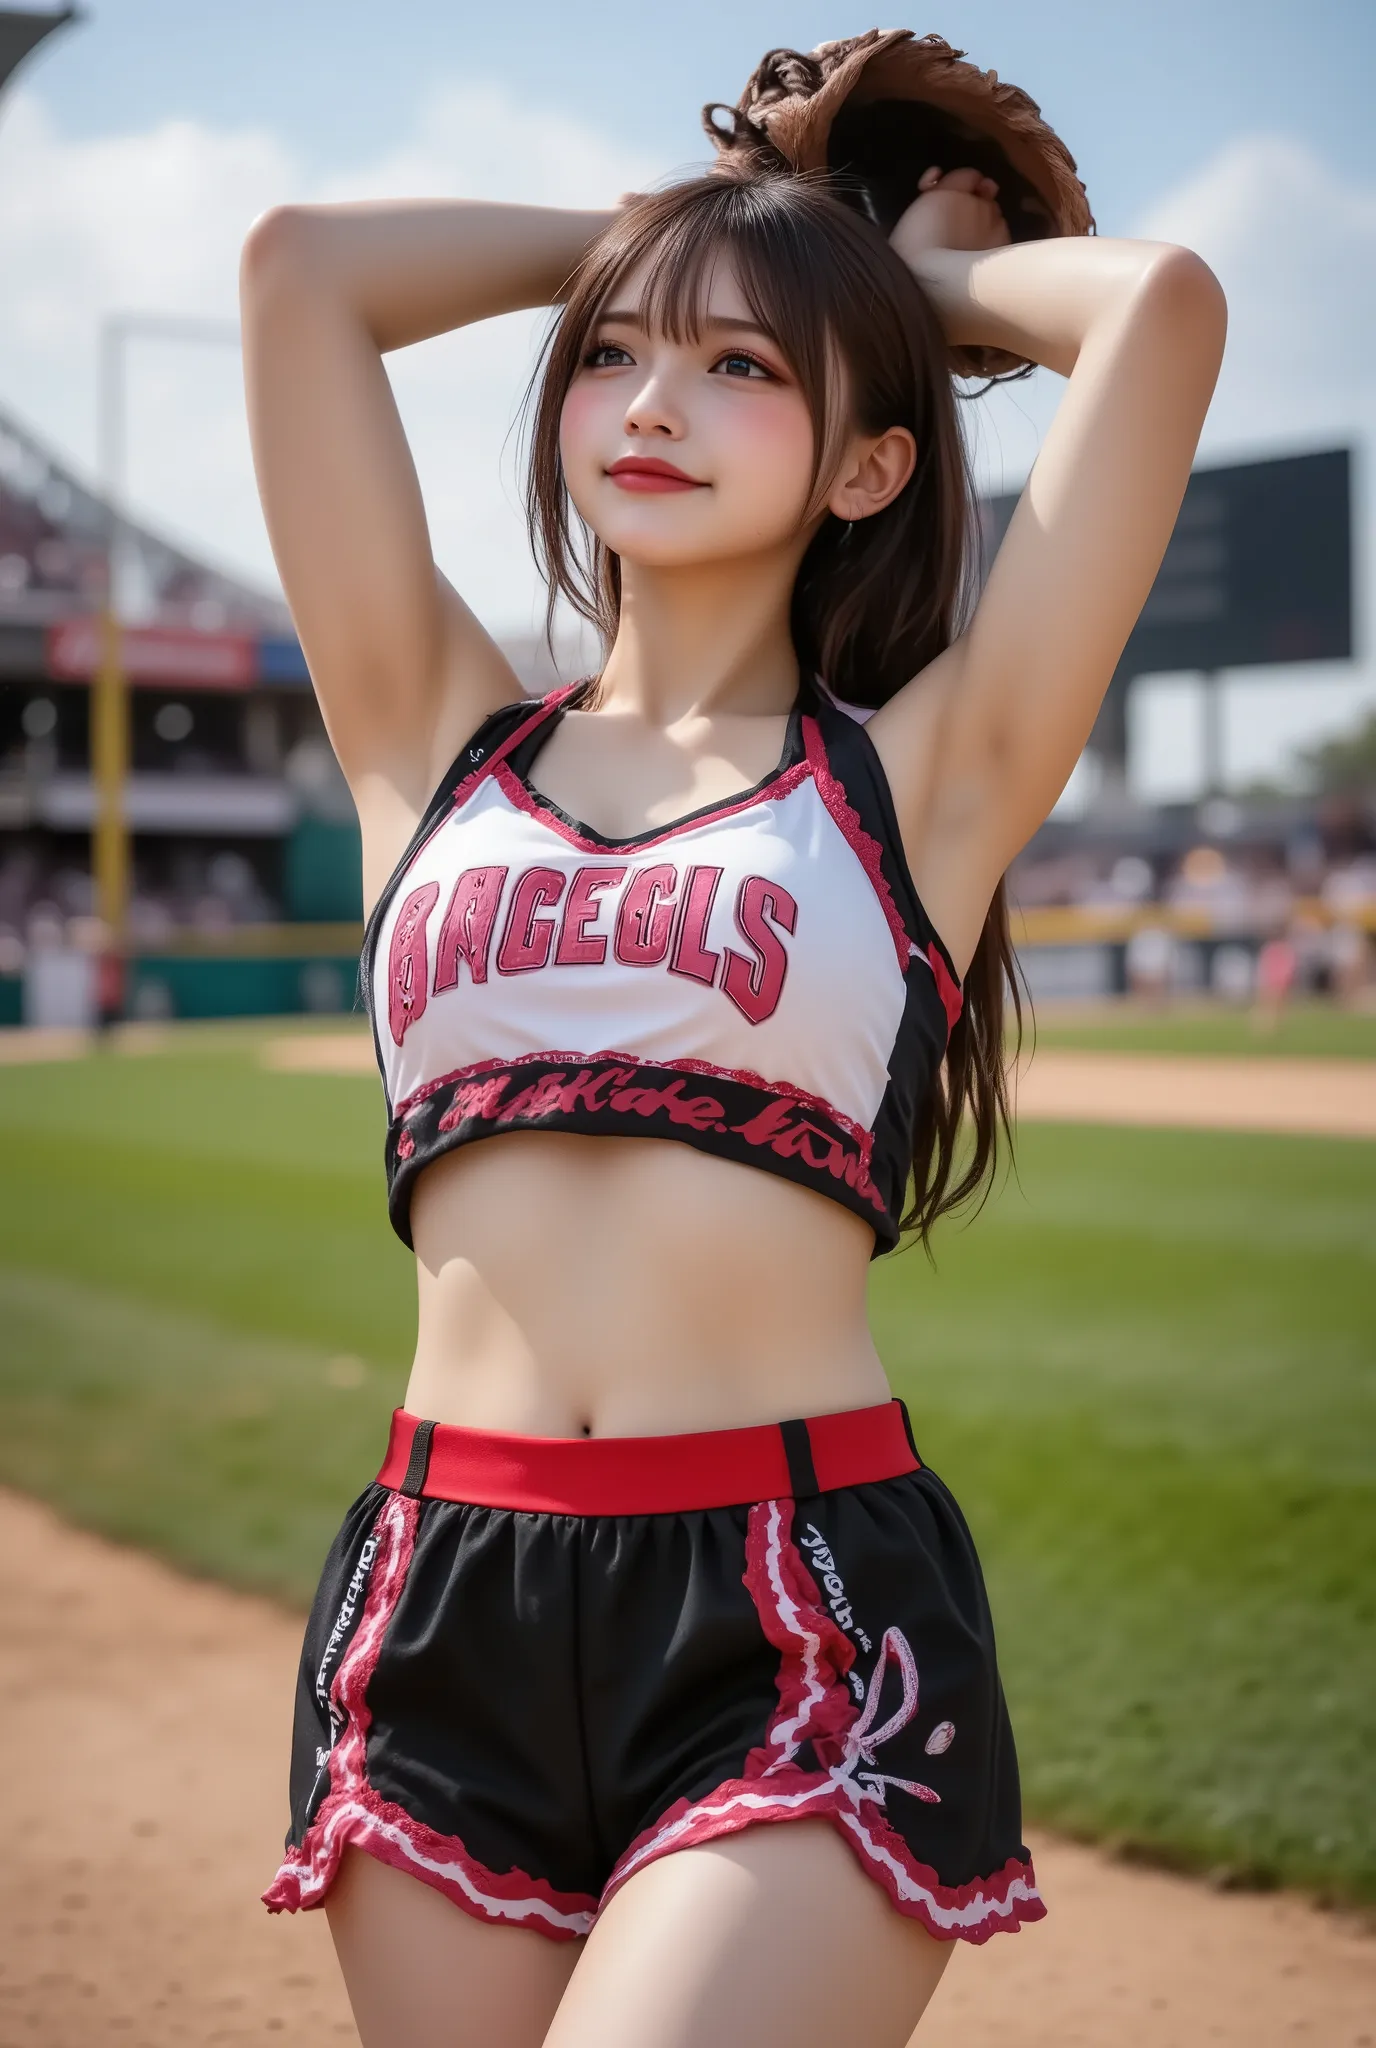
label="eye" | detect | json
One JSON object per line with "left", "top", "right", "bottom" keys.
{"left": 583, "top": 340, "right": 633, "bottom": 369}
{"left": 712, "top": 349, "right": 774, "bottom": 380}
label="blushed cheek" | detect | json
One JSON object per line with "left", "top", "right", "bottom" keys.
{"left": 722, "top": 405, "right": 816, "bottom": 529}
{"left": 559, "top": 384, "right": 603, "bottom": 486}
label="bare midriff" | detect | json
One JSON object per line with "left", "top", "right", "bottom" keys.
{"left": 404, "top": 1130, "right": 891, "bottom": 1441}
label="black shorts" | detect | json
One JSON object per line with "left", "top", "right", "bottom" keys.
{"left": 264, "top": 1401, "right": 1043, "bottom": 1945}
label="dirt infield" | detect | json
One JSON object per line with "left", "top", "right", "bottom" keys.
{"left": 261, "top": 1029, "right": 1376, "bottom": 1141}
{"left": 1013, "top": 1047, "right": 1376, "bottom": 1139}
{"left": 2, "top": 1489, "right": 1371, "bottom": 2048}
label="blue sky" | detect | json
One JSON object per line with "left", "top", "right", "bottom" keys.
{"left": 4, "top": 0, "right": 1375, "bottom": 797}
{"left": 31, "top": 0, "right": 1376, "bottom": 217}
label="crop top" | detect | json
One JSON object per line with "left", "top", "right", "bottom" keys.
{"left": 361, "top": 676, "right": 962, "bottom": 1256}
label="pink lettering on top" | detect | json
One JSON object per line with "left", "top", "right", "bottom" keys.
{"left": 668, "top": 865, "right": 723, "bottom": 987}
{"left": 433, "top": 866, "right": 507, "bottom": 991}
{"left": 607, "top": 1078, "right": 725, "bottom": 1130}
{"left": 555, "top": 865, "right": 627, "bottom": 966}
{"left": 721, "top": 876, "right": 798, "bottom": 1025}
{"left": 496, "top": 867, "right": 566, "bottom": 974}
{"left": 730, "top": 1094, "right": 883, "bottom": 1209}
{"left": 387, "top": 882, "right": 440, "bottom": 1046}
{"left": 613, "top": 863, "right": 678, "bottom": 967}
{"left": 395, "top": 1054, "right": 885, "bottom": 1212}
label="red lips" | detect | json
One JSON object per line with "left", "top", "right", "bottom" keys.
{"left": 606, "top": 456, "right": 705, "bottom": 493}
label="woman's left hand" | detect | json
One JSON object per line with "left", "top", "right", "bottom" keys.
{"left": 890, "top": 166, "right": 1011, "bottom": 265}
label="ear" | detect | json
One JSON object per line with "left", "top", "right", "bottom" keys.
{"left": 826, "top": 426, "right": 917, "bottom": 524}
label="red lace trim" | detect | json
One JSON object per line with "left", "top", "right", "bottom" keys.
{"left": 263, "top": 1780, "right": 596, "bottom": 1939}
{"left": 742, "top": 1499, "right": 857, "bottom": 1776}
{"left": 801, "top": 716, "right": 913, "bottom": 975}
{"left": 599, "top": 1782, "right": 1044, "bottom": 1943}
{"left": 491, "top": 756, "right": 812, "bottom": 854}
{"left": 260, "top": 1490, "right": 595, "bottom": 1939}
{"left": 598, "top": 1496, "right": 1044, "bottom": 1943}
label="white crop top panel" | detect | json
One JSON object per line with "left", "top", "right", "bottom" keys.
{"left": 363, "top": 683, "right": 962, "bottom": 1253}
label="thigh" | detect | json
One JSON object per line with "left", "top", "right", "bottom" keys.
{"left": 544, "top": 1820, "right": 953, "bottom": 2048}
{"left": 326, "top": 1847, "right": 582, "bottom": 2048}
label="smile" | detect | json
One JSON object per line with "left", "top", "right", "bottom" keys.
{"left": 606, "top": 457, "right": 706, "bottom": 493}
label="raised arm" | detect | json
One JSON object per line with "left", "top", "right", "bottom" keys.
{"left": 867, "top": 179, "right": 1227, "bottom": 975}
{"left": 239, "top": 199, "right": 613, "bottom": 905}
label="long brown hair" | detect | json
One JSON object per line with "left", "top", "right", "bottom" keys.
{"left": 522, "top": 171, "right": 1020, "bottom": 1247}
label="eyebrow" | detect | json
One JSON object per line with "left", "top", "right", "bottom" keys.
{"left": 596, "top": 309, "right": 778, "bottom": 344}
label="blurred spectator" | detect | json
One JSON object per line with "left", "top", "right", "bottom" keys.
{"left": 1254, "top": 934, "right": 1299, "bottom": 1031}
{"left": 1109, "top": 855, "right": 1153, "bottom": 903}
{"left": 1322, "top": 854, "right": 1376, "bottom": 917}
{"left": 26, "top": 900, "right": 65, "bottom": 950}
{"left": 1126, "top": 924, "right": 1175, "bottom": 1002}
{"left": 1167, "top": 846, "right": 1256, "bottom": 934}
{"left": 1211, "top": 943, "right": 1255, "bottom": 1004}
{"left": 127, "top": 894, "right": 177, "bottom": 946}
{"left": 1327, "top": 923, "right": 1370, "bottom": 1003}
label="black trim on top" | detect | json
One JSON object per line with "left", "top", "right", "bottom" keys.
{"left": 806, "top": 696, "right": 956, "bottom": 1241}
{"left": 385, "top": 1050, "right": 892, "bottom": 1254}
{"left": 808, "top": 694, "right": 960, "bottom": 988}
{"left": 504, "top": 677, "right": 813, "bottom": 852}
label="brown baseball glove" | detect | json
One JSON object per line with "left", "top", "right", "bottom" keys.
{"left": 703, "top": 29, "right": 1093, "bottom": 380}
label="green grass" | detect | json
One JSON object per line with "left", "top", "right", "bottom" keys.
{"left": 870, "top": 1126, "right": 1376, "bottom": 1902}
{"left": 1022, "top": 998, "right": 1376, "bottom": 1060}
{"left": 0, "top": 1026, "right": 1372, "bottom": 1905}
{"left": 0, "top": 1030, "right": 415, "bottom": 1599}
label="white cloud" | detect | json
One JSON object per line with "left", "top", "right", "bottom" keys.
{"left": 0, "top": 80, "right": 663, "bottom": 631}
{"left": 1135, "top": 134, "right": 1376, "bottom": 454}
{"left": 312, "top": 81, "right": 664, "bottom": 212}
{"left": 973, "top": 133, "right": 1376, "bottom": 794}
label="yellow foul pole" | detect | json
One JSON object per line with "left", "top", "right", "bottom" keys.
{"left": 92, "top": 603, "right": 129, "bottom": 942}
{"left": 90, "top": 311, "right": 238, "bottom": 989}
{"left": 94, "top": 316, "right": 132, "bottom": 994}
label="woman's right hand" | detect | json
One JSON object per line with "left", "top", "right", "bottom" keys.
{"left": 889, "top": 166, "right": 1010, "bottom": 267}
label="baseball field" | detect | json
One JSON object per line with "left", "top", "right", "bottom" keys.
{"left": 1, "top": 1009, "right": 1373, "bottom": 1918}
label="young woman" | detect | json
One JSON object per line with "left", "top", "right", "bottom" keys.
{"left": 242, "top": 142, "right": 1223, "bottom": 2048}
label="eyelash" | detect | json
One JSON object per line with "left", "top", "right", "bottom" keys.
{"left": 581, "top": 340, "right": 776, "bottom": 381}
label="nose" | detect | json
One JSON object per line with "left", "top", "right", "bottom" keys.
{"left": 622, "top": 363, "right": 685, "bottom": 441}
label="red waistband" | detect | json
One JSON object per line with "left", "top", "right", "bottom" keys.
{"left": 376, "top": 1400, "right": 920, "bottom": 1515}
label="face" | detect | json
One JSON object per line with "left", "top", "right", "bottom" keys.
{"left": 558, "top": 255, "right": 827, "bottom": 573}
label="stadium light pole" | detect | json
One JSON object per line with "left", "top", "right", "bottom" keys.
{"left": 94, "top": 313, "right": 241, "bottom": 959}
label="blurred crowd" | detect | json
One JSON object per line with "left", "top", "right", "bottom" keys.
{"left": 0, "top": 727, "right": 352, "bottom": 978}
{"left": 1010, "top": 804, "right": 1376, "bottom": 1004}
{"left": 0, "top": 842, "right": 279, "bottom": 978}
